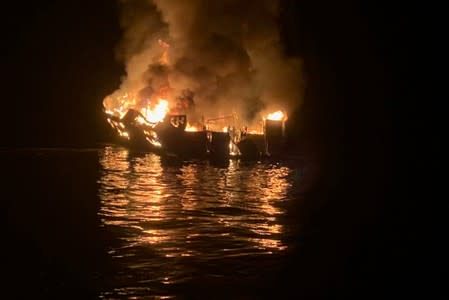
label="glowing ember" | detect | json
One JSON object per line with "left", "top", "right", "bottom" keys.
{"left": 265, "top": 110, "right": 286, "bottom": 121}
{"left": 119, "top": 131, "right": 130, "bottom": 139}
{"left": 146, "top": 137, "right": 162, "bottom": 147}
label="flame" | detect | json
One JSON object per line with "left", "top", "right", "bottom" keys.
{"left": 136, "top": 115, "right": 149, "bottom": 125}
{"left": 143, "top": 130, "right": 162, "bottom": 147}
{"left": 103, "top": 38, "right": 171, "bottom": 127}
{"left": 146, "top": 137, "right": 162, "bottom": 147}
{"left": 142, "top": 98, "right": 169, "bottom": 123}
{"left": 185, "top": 123, "right": 200, "bottom": 132}
{"left": 265, "top": 110, "right": 286, "bottom": 121}
{"left": 119, "top": 131, "right": 130, "bottom": 139}
{"left": 103, "top": 36, "right": 294, "bottom": 154}
{"left": 248, "top": 130, "right": 263, "bottom": 135}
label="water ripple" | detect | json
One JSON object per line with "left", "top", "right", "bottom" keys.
{"left": 97, "top": 146, "right": 303, "bottom": 297}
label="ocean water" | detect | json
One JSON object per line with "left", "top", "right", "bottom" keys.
{"left": 3, "top": 146, "right": 306, "bottom": 298}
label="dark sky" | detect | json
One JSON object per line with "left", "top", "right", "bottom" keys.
{"left": 2, "top": 1, "right": 122, "bottom": 147}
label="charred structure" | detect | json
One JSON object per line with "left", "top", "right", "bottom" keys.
{"left": 105, "top": 109, "right": 287, "bottom": 160}
{"left": 264, "top": 119, "right": 286, "bottom": 157}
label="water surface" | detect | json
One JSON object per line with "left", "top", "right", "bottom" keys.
{"left": 4, "top": 146, "right": 305, "bottom": 298}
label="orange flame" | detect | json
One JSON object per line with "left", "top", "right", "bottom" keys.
{"left": 142, "top": 98, "right": 169, "bottom": 123}
{"left": 265, "top": 110, "right": 286, "bottom": 121}
{"left": 185, "top": 123, "right": 200, "bottom": 132}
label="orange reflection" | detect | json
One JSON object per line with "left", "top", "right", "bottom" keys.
{"left": 98, "top": 146, "right": 293, "bottom": 264}
{"left": 178, "top": 164, "right": 199, "bottom": 211}
{"left": 99, "top": 147, "right": 168, "bottom": 242}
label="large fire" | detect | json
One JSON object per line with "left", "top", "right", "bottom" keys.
{"left": 103, "top": 37, "right": 291, "bottom": 157}
{"left": 103, "top": 38, "right": 172, "bottom": 128}
{"left": 104, "top": 94, "right": 170, "bottom": 126}
{"left": 103, "top": 38, "right": 288, "bottom": 134}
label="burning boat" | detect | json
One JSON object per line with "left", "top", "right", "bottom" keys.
{"left": 102, "top": 29, "right": 293, "bottom": 160}
{"left": 105, "top": 104, "right": 287, "bottom": 160}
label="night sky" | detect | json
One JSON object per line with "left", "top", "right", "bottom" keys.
{"left": 2, "top": 1, "right": 122, "bottom": 147}
{"left": 2, "top": 1, "right": 442, "bottom": 298}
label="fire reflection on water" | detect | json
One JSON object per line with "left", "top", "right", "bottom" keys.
{"left": 98, "top": 146, "right": 295, "bottom": 287}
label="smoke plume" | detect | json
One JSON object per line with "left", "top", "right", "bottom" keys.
{"left": 104, "top": 0, "right": 302, "bottom": 128}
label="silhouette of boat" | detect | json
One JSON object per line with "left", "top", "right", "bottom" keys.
{"left": 105, "top": 109, "right": 286, "bottom": 160}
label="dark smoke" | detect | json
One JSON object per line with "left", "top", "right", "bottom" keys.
{"left": 105, "top": 0, "right": 303, "bottom": 127}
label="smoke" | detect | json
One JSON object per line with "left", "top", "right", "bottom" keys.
{"left": 104, "top": 0, "right": 302, "bottom": 127}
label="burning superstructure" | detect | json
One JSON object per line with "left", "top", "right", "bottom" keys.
{"left": 105, "top": 102, "right": 287, "bottom": 159}
{"left": 103, "top": 36, "right": 289, "bottom": 159}
{"left": 103, "top": 0, "right": 300, "bottom": 159}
